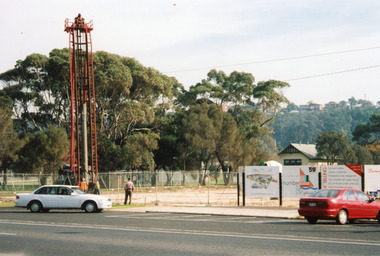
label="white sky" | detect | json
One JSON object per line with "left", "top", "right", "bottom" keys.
{"left": 1, "top": 0, "right": 380, "bottom": 105}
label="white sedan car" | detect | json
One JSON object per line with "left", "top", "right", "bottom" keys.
{"left": 15, "top": 185, "right": 112, "bottom": 213}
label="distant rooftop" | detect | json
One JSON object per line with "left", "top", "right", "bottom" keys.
{"left": 279, "top": 143, "right": 320, "bottom": 160}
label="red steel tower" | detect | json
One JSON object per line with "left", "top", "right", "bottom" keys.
{"left": 64, "top": 14, "right": 98, "bottom": 186}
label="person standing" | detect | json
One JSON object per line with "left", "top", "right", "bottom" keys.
{"left": 94, "top": 181, "right": 100, "bottom": 195}
{"left": 79, "top": 178, "right": 88, "bottom": 192}
{"left": 124, "top": 178, "right": 135, "bottom": 205}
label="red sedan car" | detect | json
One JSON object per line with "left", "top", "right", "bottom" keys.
{"left": 298, "top": 188, "right": 380, "bottom": 224}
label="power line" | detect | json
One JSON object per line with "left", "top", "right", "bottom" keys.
{"left": 164, "top": 46, "right": 380, "bottom": 73}
{"left": 285, "top": 64, "right": 380, "bottom": 81}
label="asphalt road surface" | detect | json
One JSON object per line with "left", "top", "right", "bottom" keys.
{"left": 1, "top": 208, "right": 380, "bottom": 256}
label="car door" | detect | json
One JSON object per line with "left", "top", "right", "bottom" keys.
{"left": 57, "top": 187, "right": 82, "bottom": 209}
{"left": 37, "top": 186, "right": 59, "bottom": 208}
{"left": 342, "top": 190, "right": 361, "bottom": 218}
{"left": 355, "top": 190, "right": 378, "bottom": 218}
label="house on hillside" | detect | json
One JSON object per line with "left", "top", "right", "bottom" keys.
{"left": 324, "top": 101, "right": 341, "bottom": 109}
{"left": 278, "top": 143, "right": 328, "bottom": 166}
{"left": 299, "top": 101, "right": 323, "bottom": 111}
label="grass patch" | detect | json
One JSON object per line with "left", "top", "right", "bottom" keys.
{"left": 0, "top": 202, "right": 15, "bottom": 207}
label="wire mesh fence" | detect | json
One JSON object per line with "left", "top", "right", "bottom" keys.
{"left": 0, "top": 171, "right": 240, "bottom": 206}
{"left": 0, "top": 170, "right": 299, "bottom": 207}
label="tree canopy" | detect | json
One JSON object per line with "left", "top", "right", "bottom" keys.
{"left": 0, "top": 50, "right": 289, "bottom": 175}
{"left": 316, "top": 131, "right": 357, "bottom": 165}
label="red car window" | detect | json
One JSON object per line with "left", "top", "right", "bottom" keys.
{"left": 355, "top": 191, "right": 370, "bottom": 202}
{"left": 310, "top": 189, "right": 339, "bottom": 198}
{"left": 343, "top": 190, "right": 356, "bottom": 201}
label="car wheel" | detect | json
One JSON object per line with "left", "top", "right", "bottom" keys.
{"left": 84, "top": 201, "right": 97, "bottom": 213}
{"left": 306, "top": 216, "right": 318, "bottom": 224}
{"left": 29, "top": 201, "right": 42, "bottom": 213}
{"left": 336, "top": 210, "right": 348, "bottom": 225}
{"left": 377, "top": 211, "right": 380, "bottom": 223}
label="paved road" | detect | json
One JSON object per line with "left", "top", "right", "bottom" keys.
{"left": 1, "top": 208, "right": 380, "bottom": 256}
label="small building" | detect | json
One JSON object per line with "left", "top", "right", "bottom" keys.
{"left": 324, "top": 101, "right": 341, "bottom": 109}
{"left": 278, "top": 143, "right": 328, "bottom": 166}
{"left": 299, "top": 101, "right": 323, "bottom": 111}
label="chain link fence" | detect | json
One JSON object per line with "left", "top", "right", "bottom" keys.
{"left": 0, "top": 171, "right": 240, "bottom": 206}
{"left": 0, "top": 171, "right": 298, "bottom": 207}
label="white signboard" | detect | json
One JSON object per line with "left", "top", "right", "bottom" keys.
{"left": 364, "top": 165, "right": 380, "bottom": 193}
{"left": 321, "top": 165, "right": 362, "bottom": 190}
{"left": 244, "top": 166, "right": 279, "bottom": 197}
{"left": 282, "top": 166, "right": 319, "bottom": 198}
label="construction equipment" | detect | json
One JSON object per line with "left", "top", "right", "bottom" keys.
{"left": 64, "top": 14, "right": 98, "bottom": 190}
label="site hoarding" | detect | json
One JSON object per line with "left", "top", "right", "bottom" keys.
{"left": 321, "top": 165, "right": 362, "bottom": 190}
{"left": 364, "top": 165, "right": 380, "bottom": 193}
{"left": 282, "top": 166, "right": 319, "bottom": 198}
{"left": 244, "top": 166, "right": 279, "bottom": 197}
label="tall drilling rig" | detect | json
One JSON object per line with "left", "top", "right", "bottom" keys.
{"left": 64, "top": 14, "right": 98, "bottom": 188}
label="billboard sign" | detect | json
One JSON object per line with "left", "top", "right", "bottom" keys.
{"left": 364, "top": 165, "right": 380, "bottom": 193}
{"left": 282, "top": 166, "right": 319, "bottom": 198}
{"left": 321, "top": 165, "right": 362, "bottom": 190}
{"left": 244, "top": 166, "right": 279, "bottom": 197}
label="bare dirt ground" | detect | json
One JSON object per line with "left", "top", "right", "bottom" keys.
{"left": 103, "top": 186, "right": 299, "bottom": 207}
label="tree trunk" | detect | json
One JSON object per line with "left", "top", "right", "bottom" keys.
{"left": 165, "top": 170, "right": 173, "bottom": 186}
{"left": 151, "top": 171, "right": 156, "bottom": 186}
{"left": 222, "top": 168, "right": 232, "bottom": 185}
{"left": 2, "top": 170, "right": 7, "bottom": 191}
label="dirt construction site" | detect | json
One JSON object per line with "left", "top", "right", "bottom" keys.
{"left": 102, "top": 186, "right": 299, "bottom": 207}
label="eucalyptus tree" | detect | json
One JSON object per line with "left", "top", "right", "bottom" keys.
{"left": 180, "top": 103, "right": 255, "bottom": 185}
{"left": 17, "top": 126, "right": 69, "bottom": 184}
{"left": 93, "top": 51, "right": 182, "bottom": 171}
{"left": 177, "top": 69, "right": 289, "bottom": 171}
{"left": 352, "top": 113, "right": 380, "bottom": 145}
{"left": 352, "top": 144, "right": 374, "bottom": 164}
{"left": 0, "top": 49, "right": 182, "bottom": 173}
{"left": 316, "top": 131, "right": 357, "bottom": 165}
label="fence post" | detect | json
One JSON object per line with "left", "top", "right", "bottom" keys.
{"left": 242, "top": 169, "right": 245, "bottom": 207}
{"left": 279, "top": 172, "right": 282, "bottom": 207}
{"left": 361, "top": 165, "right": 365, "bottom": 192}
{"left": 155, "top": 170, "right": 158, "bottom": 205}
{"left": 207, "top": 173, "right": 210, "bottom": 206}
{"left": 237, "top": 173, "right": 240, "bottom": 206}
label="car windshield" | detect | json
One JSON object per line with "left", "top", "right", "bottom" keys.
{"left": 310, "top": 189, "right": 339, "bottom": 198}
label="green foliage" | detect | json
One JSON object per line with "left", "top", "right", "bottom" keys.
{"left": 97, "top": 133, "right": 123, "bottom": 171}
{"left": 316, "top": 131, "right": 357, "bottom": 165}
{"left": 17, "top": 126, "right": 69, "bottom": 174}
{"left": 352, "top": 144, "right": 374, "bottom": 164}
{"left": 272, "top": 106, "right": 380, "bottom": 148}
{"left": 352, "top": 113, "right": 380, "bottom": 145}
{"left": 0, "top": 50, "right": 289, "bottom": 173}
{"left": 0, "top": 103, "right": 21, "bottom": 168}
{"left": 0, "top": 50, "right": 70, "bottom": 132}
{"left": 123, "top": 132, "right": 159, "bottom": 171}
{"left": 176, "top": 70, "right": 287, "bottom": 173}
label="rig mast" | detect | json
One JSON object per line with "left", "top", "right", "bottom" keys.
{"left": 64, "top": 14, "right": 98, "bottom": 186}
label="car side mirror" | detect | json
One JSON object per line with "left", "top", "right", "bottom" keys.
{"left": 369, "top": 198, "right": 375, "bottom": 203}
